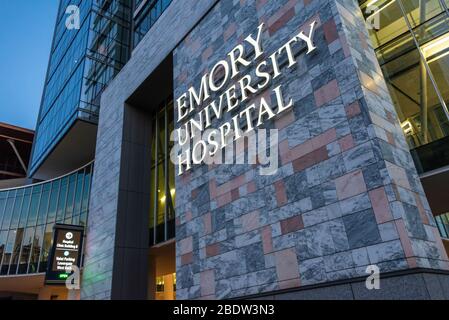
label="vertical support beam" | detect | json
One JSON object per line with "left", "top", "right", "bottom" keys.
{"left": 419, "top": 0, "right": 428, "bottom": 144}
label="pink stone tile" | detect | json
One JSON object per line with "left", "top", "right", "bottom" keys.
{"left": 202, "top": 47, "right": 213, "bottom": 63}
{"left": 338, "top": 134, "right": 355, "bottom": 152}
{"left": 206, "top": 243, "right": 220, "bottom": 258}
{"left": 185, "top": 211, "right": 193, "bottom": 222}
{"left": 369, "top": 187, "right": 393, "bottom": 224}
{"left": 209, "top": 179, "right": 218, "bottom": 199}
{"left": 274, "top": 180, "right": 288, "bottom": 206}
{"left": 267, "top": 0, "right": 296, "bottom": 28}
{"left": 256, "top": 0, "right": 268, "bottom": 10}
{"left": 275, "top": 248, "right": 300, "bottom": 281}
{"left": 216, "top": 192, "right": 233, "bottom": 208}
{"left": 241, "top": 210, "right": 260, "bottom": 232}
{"left": 335, "top": 170, "right": 367, "bottom": 200}
{"left": 179, "top": 236, "right": 193, "bottom": 255}
{"left": 280, "top": 216, "right": 304, "bottom": 234}
{"left": 323, "top": 19, "right": 338, "bottom": 44}
{"left": 311, "top": 128, "right": 338, "bottom": 150}
{"left": 280, "top": 128, "right": 337, "bottom": 165}
{"left": 386, "top": 131, "right": 396, "bottom": 146}
{"left": 414, "top": 193, "right": 429, "bottom": 225}
{"left": 231, "top": 188, "right": 240, "bottom": 201}
{"left": 261, "top": 226, "right": 273, "bottom": 254}
{"left": 395, "top": 219, "right": 414, "bottom": 258}
{"left": 314, "top": 80, "right": 341, "bottom": 107}
{"left": 345, "top": 101, "right": 361, "bottom": 118}
{"left": 275, "top": 109, "right": 295, "bottom": 130}
{"left": 247, "top": 181, "right": 257, "bottom": 194}
{"left": 279, "top": 278, "right": 301, "bottom": 290}
{"left": 386, "top": 162, "right": 411, "bottom": 190}
{"left": 181, "top": 252, "right": 193, "bottom": 266}
{"left": 215, "top": 174, "right": 247, "bottom": 197}
{"left": 269, "top": 7, "right": 295, "bottom": 35}
{"left": 407, "top": 257, "right": 418, "bottom": 268}
{"left": 200, "top": 270, "right": 215, "bottom": 297}
{"left": 292, "top": 146, "right": 329, "bottom": 172}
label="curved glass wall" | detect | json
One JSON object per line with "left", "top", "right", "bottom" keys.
{"left": 0, "top": 163, "right": 92, "bottom": 276}
{"left": 360, "top": 0, "right": 449, "bottom": 173}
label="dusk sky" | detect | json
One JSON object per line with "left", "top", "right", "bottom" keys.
{"left": 0, "top": 0, "right": 58, "bottom": 130}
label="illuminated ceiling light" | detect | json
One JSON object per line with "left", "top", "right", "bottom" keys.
{"left": 170, "top": 188, "right": 176, "bottom": 195}
{"left": 366, "top": 0, "right": 395, "bottom": 19}
{"left": 422, "top": 33, "right": 449, "bottom": 61}
{"left": 401, "top": 120, "right": 413, "bottom": 135}
{"left": 160, "top": 195, "right": 166, "bottom": 203}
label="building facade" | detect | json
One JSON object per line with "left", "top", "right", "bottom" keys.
{"left": 82, "top": 0, "right": 449, "bottom": 299}
{"left": 1, "top": 0, "right": 449, "bottom": 300}
{"left": 29, "top": 0, "right": 132, "bottom": 180}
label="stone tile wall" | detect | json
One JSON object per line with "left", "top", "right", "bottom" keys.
{"left": 173, "top": 0, "right": 449, "bottom": 299}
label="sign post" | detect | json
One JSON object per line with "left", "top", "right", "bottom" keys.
{"left": 45, "top": 224, "right": 84, "bottom": 285}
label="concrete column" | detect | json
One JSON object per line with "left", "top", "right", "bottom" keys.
{"left": 81, "top": 0, "right": 218, "bottom": 300}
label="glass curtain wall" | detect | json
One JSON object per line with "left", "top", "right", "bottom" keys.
{"left": 30, "top": 0, "right": 132, "bottom": 175}
{"left": 149, "top": 100, "right": 175, "bottom": 246}
{"left": 0, "top": 163, "right": 92, "bottom": 276}
{"left": 359, "top": 0, "right": 449, "bottom": 173}
{"left": 133, "top": 0, "right": 173, "bottom": 48}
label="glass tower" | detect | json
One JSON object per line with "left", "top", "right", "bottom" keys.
{"left": 29, "top": 0, "right": 132, "bottom": 178}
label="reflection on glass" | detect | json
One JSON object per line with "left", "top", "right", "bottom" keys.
{"left": 38, "top": 224, "right": 53, "bottom": 273}
{"left": 18, "top": 189, "right": 31, "bottom": 228}
{"left": 2, "top": 191, "right": 16, "bottom": 230}
{"left": 28, "top": 225, "right": 43, "bottom": 273}
{"left": 150, "top": 101, "right": 175, "bottom": 245}
{"left": 0, "top": 163, "right": 93, "bottom": 275}
{"left": 1, "top": 231, "right": 15, "bottom": 275}
{"left": 9, "top": 228, "right": 24, "bottom": 274}
{"left": 360, "top": 0, "right": 449, "bottom": 156}
{"left": 18, "top": 227, "right": 34, "bottom": 274}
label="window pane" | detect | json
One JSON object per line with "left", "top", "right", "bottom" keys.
{"left": 81, "top": 165, "right": 92, "bottom": 212}
{"left": 56, "top": 177, "right": 68, "bottom": 222}
{"left": 19, "top": 188, "right": 32, "bottom": 228}
{"left": 1, "top": 231, "right": 15, "bottom": 275}
{"left": 0, "top": 231, "right": 7, "bottom": 272}
{"left": 2, "top": 191, "right": 17, "bottom": 230}
{"left": 47, "top": 181, "right": 60, "bottom": 224}
{"left": 9, "top": 228, "right": 24, "bottom": 275}
{"left": 10, "top": 190, "right": 24, "bottom": 229}
{"left": 0, "top": 192, "right": 8, "bottom": 230}
{"left": 38, "top": 224, "right": 53, "bottom": 273}
{"left": 73, "top": 172, "right": 84, "bottom": 217}
{"left": 28, "top": 226, "right": 43, "bottom": 273}
{"left": 37, "top": 184, "right": 51, "bottom": 225}
{"left": 18, "top": 227, "right": 34, "bottom": 274}
{"left": 27, "top": 186, "right": 42, "bottom": 227}
{"left": 64, "top": 174, "right": 77, "bottom": 224}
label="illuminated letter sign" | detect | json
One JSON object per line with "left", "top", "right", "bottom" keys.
{"left": 175, "top": 21, "right": 318, "bottom": 175}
